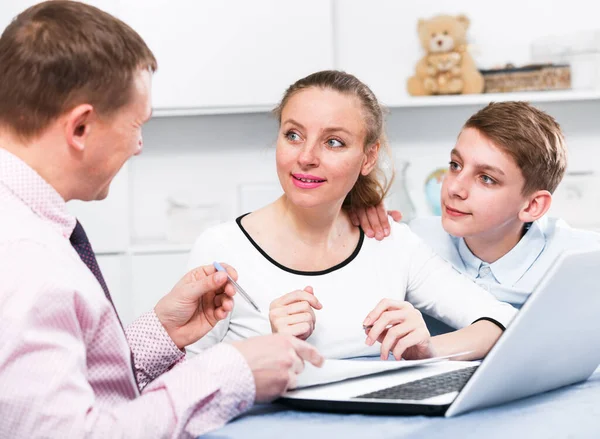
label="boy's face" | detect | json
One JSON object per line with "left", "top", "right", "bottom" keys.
{"left": 441, "top": 127, "right": 529, "bottom": 238}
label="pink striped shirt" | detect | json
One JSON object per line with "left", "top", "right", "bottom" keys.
{"left": 0, "top": 149, "right": 255, "bottom": 438}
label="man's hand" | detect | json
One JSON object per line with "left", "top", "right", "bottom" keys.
{"left": 348, "top": 202, "right": 402, "bottom": 241}
{"left": 363, "top": 299, "right": 435, "bottom": 360}
{"left": 269, "top": 286, "right": 322, "bottom": 340}
{"left": 154, "top": 263, "right": 238, "bottom": 349}
{"left": 232, "top": 334, "right": 324, "bottom": 402}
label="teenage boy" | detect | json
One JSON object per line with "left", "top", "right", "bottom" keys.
{"left": 352, "top": 101, "right": 600, "bottom": 310}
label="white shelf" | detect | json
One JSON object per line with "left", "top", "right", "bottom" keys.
{"left": 150, "top": 90, "right": 600, "bottom": 117}
{"left": 152, "top": 104, "right": 274, "bottom": 117}
{"left": 129, "top": 241, "right": 192, "bottom": 255}
{"left": 386, "top": 89, "right": 600, "bottom": 108}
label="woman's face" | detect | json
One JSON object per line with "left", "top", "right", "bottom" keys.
{"left": 276, "top": 87, "right": 377, "bottom": 210}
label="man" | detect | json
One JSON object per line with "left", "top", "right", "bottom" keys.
{"left": 0, "top": 2, "right": 322, "bottom": 438}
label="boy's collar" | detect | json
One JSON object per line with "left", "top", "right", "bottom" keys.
{"left": 458, "top": 221, "right": 546, "bottom": 286}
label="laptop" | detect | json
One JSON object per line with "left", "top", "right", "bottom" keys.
{"left": 280, "top": 248, "right": 600, "bottom": 417}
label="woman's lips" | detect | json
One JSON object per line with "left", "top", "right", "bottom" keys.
{"left": 291, "top": 174, "right": 326, "bottom": 189}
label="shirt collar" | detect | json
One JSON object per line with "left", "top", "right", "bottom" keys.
{"left": 457, "top": 221, "right": 546, "bottom": 286}
{"left": 0, "top": 148, "right": 76, "bottom": 239}
{"left": 457, "top": 237, "right": 483, "bottom": 279}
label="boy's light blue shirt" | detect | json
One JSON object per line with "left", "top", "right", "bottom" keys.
{"left": 409, "top": 215, "right": 600, "bottom": 306}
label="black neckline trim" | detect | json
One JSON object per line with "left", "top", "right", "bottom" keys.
{"left": 472, "top": 317, "right": 506, "bottom": 331}
{"left": 235, "top": 213, "right": 364, "bottom": 276}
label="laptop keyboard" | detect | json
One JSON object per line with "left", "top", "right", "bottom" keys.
{"left": 353, "top": 366, "right": 479, "bottom": 401}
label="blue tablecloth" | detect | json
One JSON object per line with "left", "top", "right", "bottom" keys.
{"left": 204, "top": 366, "right": 600, "bottom": 439}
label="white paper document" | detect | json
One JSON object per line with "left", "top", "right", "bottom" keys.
{"left": 296, "top": 353, "right": 470, "bottom": 389}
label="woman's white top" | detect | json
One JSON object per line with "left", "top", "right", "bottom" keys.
{"left": 187, "top": 215, "right": 517, "bottom": 358}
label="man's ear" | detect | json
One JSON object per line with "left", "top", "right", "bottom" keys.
{"left": 64, "top": 104, "right": 95, "bottom": 152}
{"left": 361, "top": 142, "right": 381, "bottom": 176}
{"left": 518, "top": 190, "right": 552, "bottom": 223}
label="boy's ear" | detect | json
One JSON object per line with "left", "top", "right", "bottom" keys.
{"left": 518, "top": 190, "right": 552, "bottom": 222}
{"left": 361, "top": 142, "right": 380, "bottom": 176}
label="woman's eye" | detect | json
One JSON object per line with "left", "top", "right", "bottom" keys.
{"left": 480, "top": 175, "right": 496, "bottom": 185}
{"left": 326, "top": 138, "right": 344, "bottom": 148}
{"left": 285, "top": 131, "right": 301, "bottom": 142}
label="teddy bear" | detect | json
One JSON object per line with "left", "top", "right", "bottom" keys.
{"left": 407, "top": 14, "right": 484, "bottom": 96}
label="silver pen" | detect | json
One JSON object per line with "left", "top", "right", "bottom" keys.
{"left": 213, "top": 261, "right": 261, "bottom": 312}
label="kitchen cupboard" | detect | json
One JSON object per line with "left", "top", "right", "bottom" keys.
{"left": 117, "top": 0, "right": 334, "bottom": 111}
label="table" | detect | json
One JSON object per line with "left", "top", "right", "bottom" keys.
{"left": 203, "top": 366, "right": 600, "bottom": 439}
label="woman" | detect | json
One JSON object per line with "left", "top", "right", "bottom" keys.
{"left": 187, "top": 70, "right": 516, "bottom": 360}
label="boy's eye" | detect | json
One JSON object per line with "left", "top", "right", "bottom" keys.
{"left": 326, "top": 138, "right": 344, "bottom": 148}
{"left": 285, "top": 131, "right": 301, "bottom": 142}
{"left": 480, "top": 175, "right": 496, "bottom": 185}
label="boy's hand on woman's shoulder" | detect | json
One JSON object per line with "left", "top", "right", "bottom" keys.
{"left": 348, "top": 202, "right": 403, "bottom": 240}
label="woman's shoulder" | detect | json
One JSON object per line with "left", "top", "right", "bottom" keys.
{"left": 191, "top": 218, "right": 243, "bottom": 249}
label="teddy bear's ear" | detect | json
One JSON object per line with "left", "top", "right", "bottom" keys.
{"left": 456, "top": 14, "right": 470, "bottom": 30}
{"left": 417, "top": 18, "right": 426, "bottom": 33}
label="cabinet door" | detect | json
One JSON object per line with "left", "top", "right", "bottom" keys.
{"left": 97, "top": 254, "right": 133, "bottom": 325}
{"left": 130, "top": 252, "right": 190, "bottom": 321}
{"left": 117, "top": 0, "right": 334, "bottom": 110}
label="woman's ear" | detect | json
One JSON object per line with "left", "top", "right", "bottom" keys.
{"left": 361, "top": 141, "right": 381, "bottom": 176}
{"left": 64, "top": 104, "right": 95, "bottom": 152}
{"left": 518, "top": 190, "right": 552, "bottom": 223}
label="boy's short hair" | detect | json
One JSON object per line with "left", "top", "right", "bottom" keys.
{"left": 0, "top": 1, "right": 157, "bottom": 140}
{"left": 463, "top": 101, "right": 567, "bottom": 194}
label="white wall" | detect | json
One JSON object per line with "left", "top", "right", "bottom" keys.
{"left": 334, "top": 0, "right": 600, "bottom": 104}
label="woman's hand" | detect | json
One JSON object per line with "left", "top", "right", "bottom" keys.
{"left": 348, "top": 202, "right": 402, "bottom": 241}
{"left": 363, "top": 299, "right": 435, "bottom": 360}
{"left": 269, "top": 286, "right": 322, "bottom": 340}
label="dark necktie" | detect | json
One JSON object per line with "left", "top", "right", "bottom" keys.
{"left": 70, "top": 220, "right": 139, "bottom": 390}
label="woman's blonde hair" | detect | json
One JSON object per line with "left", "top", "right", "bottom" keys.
{"left": 273, "top": 70, "right": 394, "bottom": 209}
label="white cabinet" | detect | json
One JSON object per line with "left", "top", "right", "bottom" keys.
{"left": 97, "top": 254, "right": 133, "bottom": 325}
{"left": 117, "top": 0, "right": 334, "bottom": 110}
{"left": 130, "top": 252, "right": 190, "bottom": 321}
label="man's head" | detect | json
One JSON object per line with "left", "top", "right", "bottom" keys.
{"left": 441, "top": 101, "right": 567, "bottom": 241}
{"left": 0, "top": 1, "right": 156, "bottom": 201}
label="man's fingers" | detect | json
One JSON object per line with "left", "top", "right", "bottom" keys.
{"left": 183, "top": 270, "right": 229, "bottom": 301}
{"left": 213, "top": 298, "right": 234, "bottom": 321}
{"left": 289, "top": 336, "right": 324, "bottom": 367}
{"left": 215, "top": 295, "right": 234, "bottom": 312}
{"left": 218, "top": 262, "right": 238, "bottom": 282}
